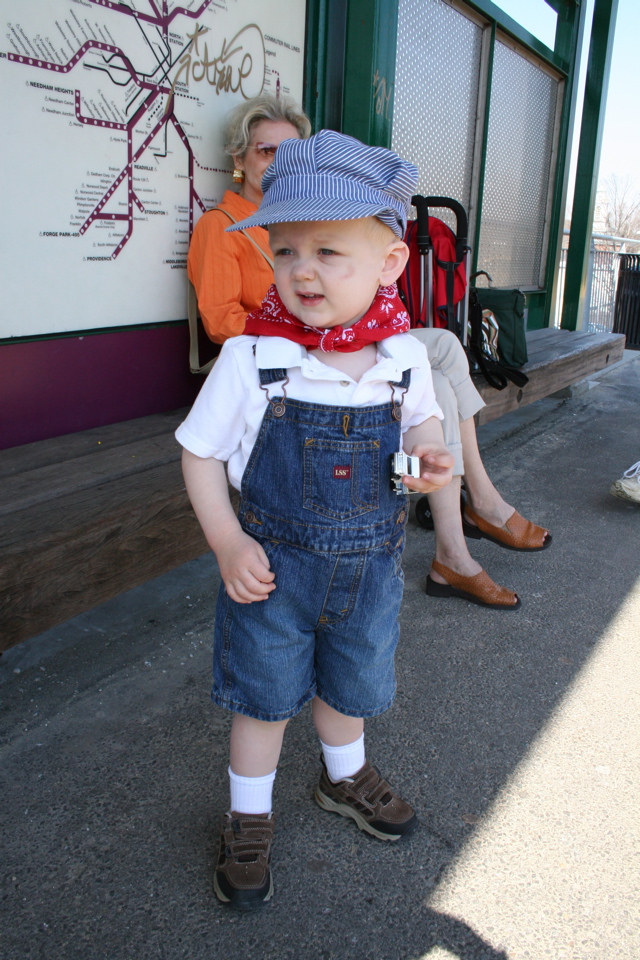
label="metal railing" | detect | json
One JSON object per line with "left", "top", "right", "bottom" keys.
{"left": 554, "top": 231, "right": 640, "bottom": 332}
{"left": 613, "top": 254, "right": 640, "bottom": 349}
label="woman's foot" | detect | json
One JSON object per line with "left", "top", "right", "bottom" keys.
{"left": 429, "top": 552, "right": 482, "bottom": 583}
{"left": 463, "top": 504, "right": 551, "bottom": 551}
{"left": 463, "top": 490, "right": 514, "bottom": 530}
{"left": 427, "top": 559, "right": 520, "bottom": 609}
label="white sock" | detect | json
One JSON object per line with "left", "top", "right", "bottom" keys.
{"left": 228, "top": 766, "right": 276, "bottom": 815}
{"left": 320, "top": 734, "right": 365, "bottom": 782}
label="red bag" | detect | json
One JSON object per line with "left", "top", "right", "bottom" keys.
{"left": 398, "top": 216, "right": 467, "bottom": 328}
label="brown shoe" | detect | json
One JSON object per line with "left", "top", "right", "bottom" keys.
{"left": 315, "top": 759, "right": 417, "bottom": 841}
{"left": 463, "top": 505, "right": 551, "bottom": 551}
{"left": 427, "top": 559, "right": 520, "bottom": 609}
{"left": 213, "top": 812, "right": 274, "bottom": 910}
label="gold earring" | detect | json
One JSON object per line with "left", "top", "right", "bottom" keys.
{"left": 232, "top": 168, "right": 244, "bottom": 184}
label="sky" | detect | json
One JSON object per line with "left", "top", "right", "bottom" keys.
{"left": 595, "top": 0, "right": 640, "bottom": 184}
{"left": 493, "top": 0, "right": 557, "bottom": 48}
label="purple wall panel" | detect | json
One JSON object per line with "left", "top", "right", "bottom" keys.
{"left": 0, "top": 324, "right": 202, "bottom": 450}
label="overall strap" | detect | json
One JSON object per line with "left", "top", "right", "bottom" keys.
{"left": 257, "top": 367, "right": 289, "bottom": 418}
{"left": 390, "top": 368, "right": 411, "bottom": 389}
{"left": 389, "top": 369, "right": 411, "bottom": 421}
{"left": 258, "top": 367, "right": 288, "bottom": 386}
{"left": 260, "top": 367, "right": 411, "bottom": 388}
{"left": 258, "top": 367, "right": 411, "bottom": 420}
{"left": 260, "top": 367, "right": 411, "bottom": 389}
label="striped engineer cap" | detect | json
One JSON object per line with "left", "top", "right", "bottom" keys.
{"left": 226, "top": 129, "right": 418, "bottom": 238}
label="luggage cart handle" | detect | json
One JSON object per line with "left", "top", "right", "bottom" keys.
{"left": 411, "top": 195, "right": 468, "bottom": 263}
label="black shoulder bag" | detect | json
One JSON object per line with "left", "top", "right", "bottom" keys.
{"left": 467, "top": 273, "right": 529, "bottom": 391}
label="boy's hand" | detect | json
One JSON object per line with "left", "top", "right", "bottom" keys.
{"left": 217, "top": 530, "right": 276, "bottom": 604}
{"left": 403, "top": 443, "right": 454, "bottom": 494}
{"left": 181, "top": 452, "right": 275, "bottom": 605}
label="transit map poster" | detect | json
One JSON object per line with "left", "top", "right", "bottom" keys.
{"left": 0, "top": 1, "right": 306, "bottom": 338}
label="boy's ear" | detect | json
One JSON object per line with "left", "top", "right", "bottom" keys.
{"left": 379, "top": 240, "right": 410, "bottom": 287}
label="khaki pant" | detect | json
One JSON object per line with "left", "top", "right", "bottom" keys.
{"left": 410, "top": 328, "right": 485, "bottom": 477}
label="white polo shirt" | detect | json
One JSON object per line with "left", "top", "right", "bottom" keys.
{"left": 176, "top": 333, "right": 443, "bottom": 491}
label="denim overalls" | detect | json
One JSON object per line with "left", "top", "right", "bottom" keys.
{"left": 212, "top": 365, "right": 412, "bottom": 722}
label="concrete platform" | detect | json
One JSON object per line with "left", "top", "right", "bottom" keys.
{"left": 1, "top": 354, "right": 639, "bottom": 960}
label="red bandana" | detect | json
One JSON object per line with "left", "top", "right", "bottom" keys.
{"left": 244, "top": 283, "right": 411, "bottom": 353}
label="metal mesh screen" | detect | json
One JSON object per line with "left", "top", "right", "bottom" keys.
{"left": 477, "top": 40, "right": 560, "bottom": 287}
{"left": 391, "top": 0, "right": 483, "bottom": 223}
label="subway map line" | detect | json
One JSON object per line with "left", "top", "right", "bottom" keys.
{"left": 6, "top": 1, "right": 221, "bottom": 259}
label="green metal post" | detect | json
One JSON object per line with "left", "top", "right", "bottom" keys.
{"left": 561, "top": 0, "right": 619, "bottom": 330}
{"left": 342, "top": 0, "right": 399, "bottom": 147}
{"left": 303, "top": 0, "right": 348, "bottom": 133}
{"left": 471, "top": 22, "right": 496, "bottom": 276}
{"left": 540, "top": 0, "right": 587, "bottom": 328}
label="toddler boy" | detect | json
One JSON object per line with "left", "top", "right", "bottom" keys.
{"left": 176, "top": 130, "right": 453, "bottom": 910}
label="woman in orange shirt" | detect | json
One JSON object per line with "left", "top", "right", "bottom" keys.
{"left": 187, "top": 95, "right": 310, "bottom": 343}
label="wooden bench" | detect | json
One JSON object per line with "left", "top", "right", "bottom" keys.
{"left": 0, "top": 411, "right": 206, "bottom": 652}
{"left": 0, "top": 328, "right": 626, "bottom": 652}
{"left": 473, "top": 328, "right": 625, "bottom": 425}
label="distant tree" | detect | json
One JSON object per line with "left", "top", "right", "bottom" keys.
{"left": 598, "top": 174, "right": 640, "bottom": 250}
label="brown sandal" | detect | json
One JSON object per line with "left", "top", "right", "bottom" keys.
{"left": 426, "top": 560, "right": 520, "bottom": 609}
{"left": 462, "top": 506, "right": 551, "bottom": 552}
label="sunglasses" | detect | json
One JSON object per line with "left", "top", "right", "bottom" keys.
{"left": 252, "top": 142, "right": 278, "bottom": 159}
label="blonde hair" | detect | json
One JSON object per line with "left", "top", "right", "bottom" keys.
{"left": 224, "top": 95, "right": 311, "bottom": 160}
{"left": 364, "top": 216, "right": 399, "bottom": 245}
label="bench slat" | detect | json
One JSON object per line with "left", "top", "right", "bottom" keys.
{"left": 0, "top": 409, "right": 187, "bottom": 479}
{"left": 475, "top": 330, "right": 625, "bottom": 425}
{"left": 0, "top": 460, "right": 207, "bottom": 650}
{"left": 1, "top": 432, "right": 184, "bottom": 518}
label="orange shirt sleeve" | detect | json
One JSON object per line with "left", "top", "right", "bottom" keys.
{"left": 187, "top": 209, "right": 273, "bottom": 344}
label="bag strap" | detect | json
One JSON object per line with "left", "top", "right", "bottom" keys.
{"left": 468, "top": 341, "right": 508, "bottom": 390}
{"left": 215, "top": 206, "right": 275, "bottom": 269}
{"left": 188, "top": 279, "right": 216, "bottom": 374}
{"left": 469, "top": 340, "right": 529, "bottom": 389}
{"left": 502, "top": 365, "right": 529, "bottom": 388}
{"left": 188, "top": 206, "right": 275, "bottom": 375}
{"left": 435, "top": 255, "right": 462, "bottom": 336}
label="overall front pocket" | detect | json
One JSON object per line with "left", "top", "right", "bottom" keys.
{"left": 303, "top": 438, "right": 380, "bottom": 521}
